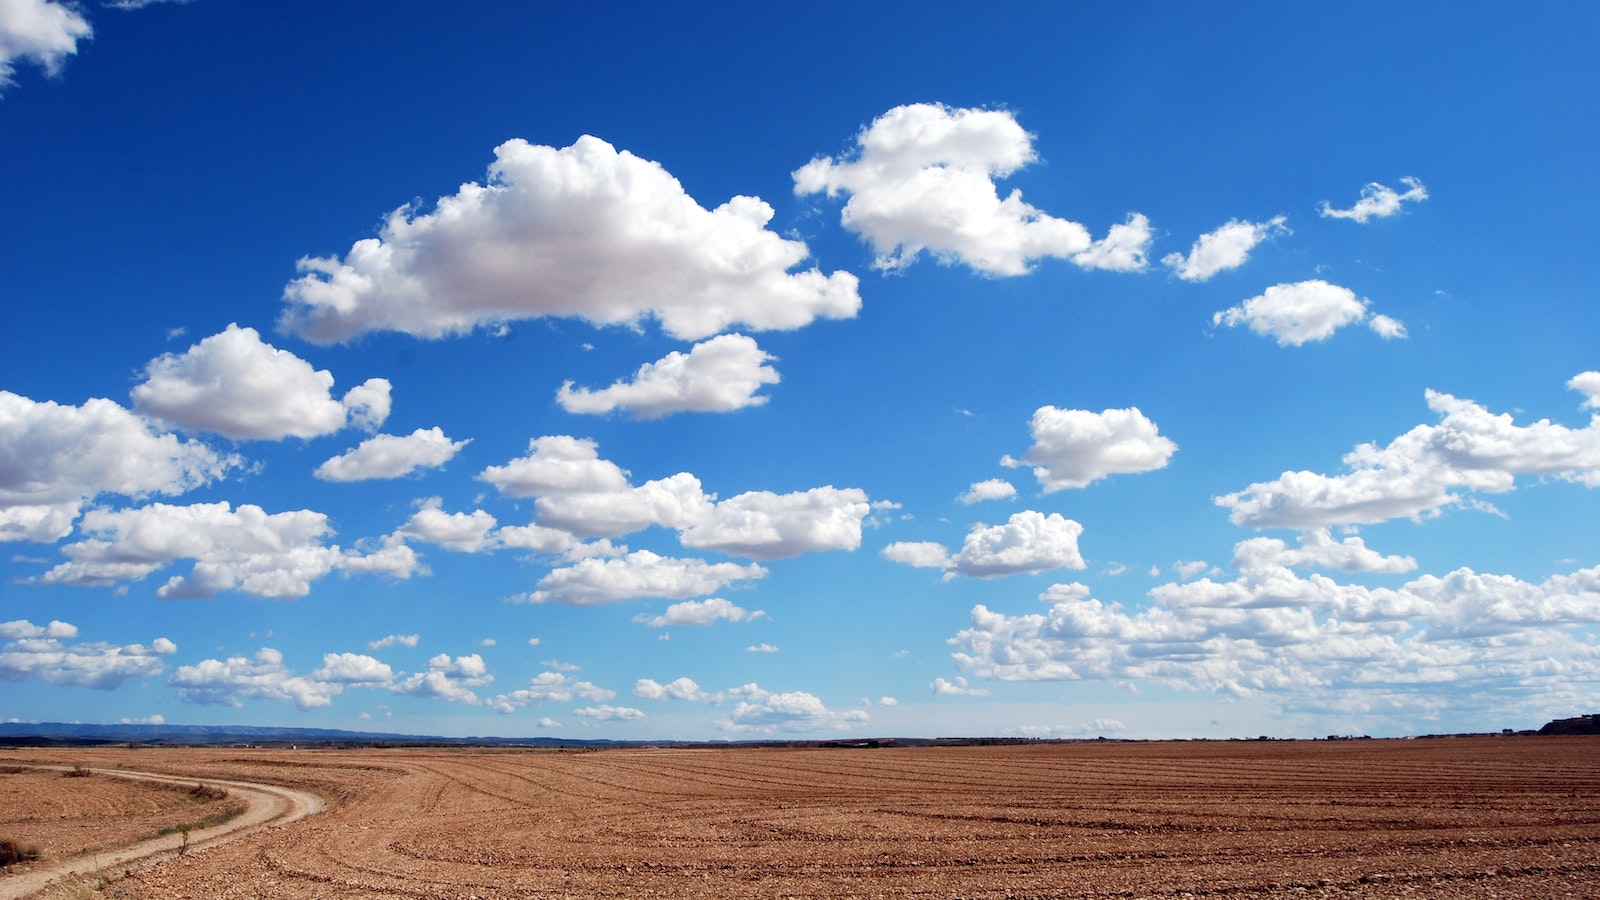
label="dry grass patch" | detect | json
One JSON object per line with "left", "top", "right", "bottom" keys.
{"left": 0, "top": 835, "right": 42, "bottom": 866}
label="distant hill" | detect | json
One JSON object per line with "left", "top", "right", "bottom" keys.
{"left": 1537, "top": 714, "right": 1600, "bottom": 735}
{"left": 3, "top": 719, "right": 1595, "bottom": 748}
{"left": 0, "top": 721, "right": 630, "bottom": 748}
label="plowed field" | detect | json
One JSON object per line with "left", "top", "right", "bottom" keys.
{"left": 3, "top": 736, "right": 1598, "bottom": 898}
{"left": 0, "top": 765, "right": 241, "bottom": 864}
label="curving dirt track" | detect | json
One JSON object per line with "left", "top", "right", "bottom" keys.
{"left": 0, "top": 763, "right": 323, "bottom": 899}
{"left": 4, "top": 736, "right": 1599, "bottom": 898}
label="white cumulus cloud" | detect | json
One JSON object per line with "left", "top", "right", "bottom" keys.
{"left": 132, "top": 324, "right": 391, "bottom": 440}
{"left": 310, "top": 652, "right": 394, "bottom": 685}
{"left": 0, "top": 618, "right": 174, "bottom": 689}
{"left": 556, "top": 334, "right": 780, "bottom": 418}
{"left": 33, "top": 500, "right": 407, "bottom": 598}
{"left": 315, "top": 427, "right": 469, "bottom": 482}
{"left": 0, "top": 391, "right": 236, "bottom": 542}
{"left": 794, "top": 102, "right": 1149, "bottom": 276}
{"left": 481, "top": 436, "right": 871, "bottom": 557}
{"left": 478, "top": 435, "right": 632, "bottom": 498}
{"left": 634, "top": 676, "right": 710, "bottom": 701}
{"left": 947, "top": 536, "right": 1600, "bottom": 731}
{"left": 637, "top": 597, "right": 760, "bottom": 628}
{"left": 479, "top": 435, "right": 710, "bottom": 538}
{"left": 678, "top": 486, "right": 870, "bottom": 560}
{"left": 717, "top": 685, "right": 868, "bottom": 734}
{"left": 398, "top": 498, "right": 498, "bottom": 553}
{"left": 959, "top": 479, "right": 1017, "bottom": 504}
{"left": 0, "top": 0, "right": 91, "bottom": 92}
{"left": 1002, "top": 405, "right": 1177, "bottom": 491}
{"left": 391, "top": 653, "right": 492, "bottom": 705}
{"left": 1213, "top": 280, "right": 1404, "bottom": 346}
{"left": 170, "top": 648, "right": 345, "bottom": 710}
{"left": 1318, "top": 177, "right": 1428, "bottom": 223}
{"left": 931, "top": 676, "right": 991, "bottom": 697}
{"left": 1217, "top": 378, "right": 1600, "bottom": 528}
{"left": 881, "top": 540, "right": 952, "bottom": 570}
{"left": 280, "top": 136, "right": 860, "bottom": 344}
{"left": 1569, "top": 371, "right": 1600, "bottom": 410}
{"left": 489, "top": 671, "right": 614, "bottom": 713}
{"left": 522, "top": 550, "right": 767, "bottom": 606}
{"left": 1163, "top": 216, "right": 1289, "bottom": 281}
{"left": 884, "top": 510, "right": 1086, "bottom": 579}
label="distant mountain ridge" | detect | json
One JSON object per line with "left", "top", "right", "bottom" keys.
{"left": 3, "top": 718, "right": 1596, "bottom": 747}
{"left": 0, "top": 721, "right": 626, "bottom": 747}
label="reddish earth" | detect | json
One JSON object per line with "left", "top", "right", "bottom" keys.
{"left": 0, "top": 765, "right": 241, "bottom": 865}
{"left": 3, "top": 736, "right": 1598, "bottom": 898}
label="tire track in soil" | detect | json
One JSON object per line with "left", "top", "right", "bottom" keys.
{"left": 0, "top": 765, "right": 324, "bottom": 900}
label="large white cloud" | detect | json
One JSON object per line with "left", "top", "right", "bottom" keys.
{"left": 1002, "top": 406, "right": 1178, "bottom": 491}
{"left": 479, "top": 435, "right": 632, "bottom": 497}
{"left": 481, "top": 436, "right": 871, "bottom": 556}
{"left": 33, "top": 500, "right": 411, "bottom": 598}
{"left": 1318, "top": 177, "right": 1428, "bottom": 223}
{"left": 717, "top": 685, "right": 869, "bottom": 734}
{"left": 280, "top": 136, "right": 860, "bottom": 344}
{"left": 884, "top": 510, "right": 1086, "bottom": 579}
{"left": 0, "top": 0, "right": 91, "bottom": 91}
{"left": 1213, "top": 280, "right": 1405, "bottom": 346}
{"left": 947, "top": 533, "right": 1600, "bottom": 729}
{"left": 556, "top": 334, "right": 780, "bottom": 419}
{"left": 880, "top": 540, "right": 953, "bottom": 570}
{"left": 488, "top": 671, "right": 614, "bottom": 714}
{"left": 0, "top": 391, "right": 236, "bottom": 542}
{"left": 172, "top": 646, "right": 496, "bottom": 709}
{"left": 634, "top": 676, "right": 711, "bottom": 701}
{"left": 315, "top": 427, "right": 469, "bottom": 482}
{"left": 947, "top": 510, "right": 1086, "bottom": 578}
{"left": 678, "top": 486, "right": 870, "bottom": 560}
{"left": 1162, "top": 216, "right": 1289, "bottom": 282}
{"left": 1070, "top": 213, "right": 1154, "bottom": 273}
{"left": 481, "top": 436, "right": 713, "bottom": 540}
{"left": 533, "top": 472, "right": 712, "bottom": 538}
{"left": 794, "top": 103, "right": 1150, "bottom": 276}
{"left": 132, "top": 324, "right": 391, "bottom": 440}
{"left": 170, "top": 648, "right": 346, "bottom": 710}
{"left": 309, "top": 652, "right": 394, "bottom": 685}
{"left": 1230, "top": 529, "right": 1417, "bottom": 576}
{"left": 368, "top": 497, "right": 614, "bottom": 565}
{"left": 522, "top": 550, "right": 766, "bottom": 606}
{"left": 0, "top": 618, "right": 175, "bottom": 689}
{"left": 1217, "top": 378, "right": 1600, "bottom": 528}
{"left": 398, "top": 499, "right": 498, "bottom": 553}
{"left": 391, "top": 653, "right": 492, "bottom": 705}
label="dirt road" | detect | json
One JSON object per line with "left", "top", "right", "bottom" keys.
{"left": 0, "top": 766, "right": 324, "bottom": 900}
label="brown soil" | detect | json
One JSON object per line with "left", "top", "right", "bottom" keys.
{"left": 3, "top": 736, "right": 1598, "bottom": 898}
{"left": 0, "top": 765, "right": 239, "bottom": 864}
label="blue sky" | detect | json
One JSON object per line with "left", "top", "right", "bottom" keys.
{"left": 2, "top": 0, "right": 1598, "bottom": 740}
